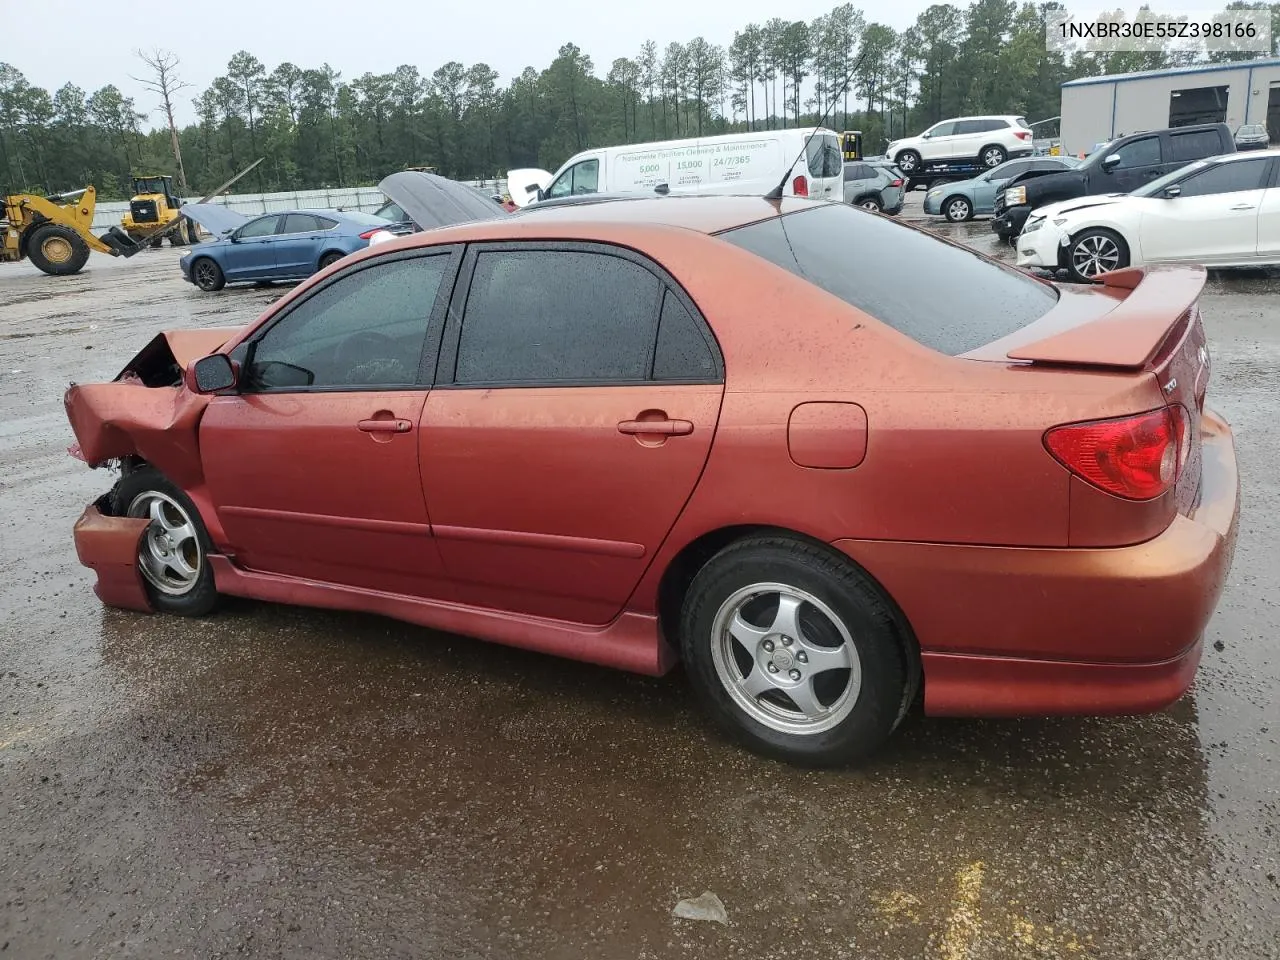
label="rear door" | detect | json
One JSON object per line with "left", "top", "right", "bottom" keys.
{"left": 273, "top": 213, "right": 328, "bottom": 277}
{"left": 1140, "top": 156, "right": 1271, "bottom": 263}
{"left": 419, "top": 242, "right": 725, "bottom": 624}
{"left": 223, "top": 214, "right": 282, "bottom": 280}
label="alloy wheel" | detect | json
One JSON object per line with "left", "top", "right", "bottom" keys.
{"left": 710, "top": 582, "right": 862, "bottom": 735}
{"left": 1071, "top": 234, "right": 1121, "bottom": 278}
{"left": 127, "top": 490, "right": 203, "bottom": 596}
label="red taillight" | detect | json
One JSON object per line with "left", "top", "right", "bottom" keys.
{"left": 890, "top": 178, "right": 903, "bottom": 187}
{"left": 358, "top": 228, "right": 382, "bottom": 240}
{"left": 1044, "top": 407, "right": 1184, "bottom": 501}
{"left": 1014, "top": 130, "right": 1032, "bottom": 140}
{"left": 792, "top": 175, "right": 808, "bottom": 197}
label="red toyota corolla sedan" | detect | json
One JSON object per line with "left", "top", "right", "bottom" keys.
{"left": 65, "top": 195, "right": 1239, "bottom": 766}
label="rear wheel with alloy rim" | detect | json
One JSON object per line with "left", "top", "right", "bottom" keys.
{"left": 679, "top": 536, "right": 909, "bottom": 766}
{"left": 1067, "top": 228, "right": 1129, "bottom": 282}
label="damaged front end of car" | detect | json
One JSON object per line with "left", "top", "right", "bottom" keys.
{"left": 65, "top": 327, "right": 237, "bottom": 611}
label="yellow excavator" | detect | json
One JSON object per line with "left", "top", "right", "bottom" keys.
{"left": 1, "top": 158, "right": 263, "bottom": 277}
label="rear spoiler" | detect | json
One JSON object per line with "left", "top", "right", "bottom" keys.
{"left": 1007, "top": 265, "right": 1206, "bottom": 370}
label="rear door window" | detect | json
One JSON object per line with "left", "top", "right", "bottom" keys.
{"left": 1169, "top": 129, "right": 1226, "bottom": 162}
{"left": 452, "top": 249, "right": 662, "bottom": 384}
{"left": 719, "top": 204, "right": 1057, "bottom": 356}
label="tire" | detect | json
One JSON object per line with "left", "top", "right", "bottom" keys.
{"left": 980, "top": 144, "right": 1007, "bottom": 168}
{"left": 679, "top": 535, "right": 908, "bottom": 767}
{"left": 1066, "top": 228, "right": 1129, "bottom": 283}
{"left": 318, "top": 251, "right": 345, "bottom": 270}
{"left": 149, "top": 237, "right": 164, "bottom": 249}
{"left": 26, "top": 223, "right": 90, "bottom": 276}
{"left": 191, "top": 256, "right": 225, "bottom": 291}
{"left": 855, "top": 195, "right": 883, "bottom": 212}
{"left": 111, "top": 466, "right": 219, "bottom": 617}
{"left": 184, "top": 220, "right": 202, "bottom": 244}
{"left": 943, "top": 195, "right": 973, "bottom": 222}
{"left": 894, "top": 149, "right": 921, "bottom": 174}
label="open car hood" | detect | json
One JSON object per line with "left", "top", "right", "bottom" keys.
{"left": 377, "top": 171, "right": 509, "bottom": 230}
{"left": 178, "top": 203, "right": 249, "bottom": 237}
{"left": 506, "top": 168, "right": 553, "bottom": 208}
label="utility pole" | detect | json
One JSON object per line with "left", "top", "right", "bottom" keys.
{"left": 132, "top": 49, "right": 191, "bottom": 193}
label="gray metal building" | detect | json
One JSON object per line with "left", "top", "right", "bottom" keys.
{"left": 1060, "top": 58, "right": 1280, "bottom": 155}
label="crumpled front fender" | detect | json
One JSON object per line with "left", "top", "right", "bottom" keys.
{"left": 64, "top": 382, "right": 211, "bottom": 489}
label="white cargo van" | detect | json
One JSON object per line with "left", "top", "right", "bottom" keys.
{"left": 508, "top": 127, "right": 845, "bottom": 207}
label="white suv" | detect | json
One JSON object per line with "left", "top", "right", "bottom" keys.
{"left": 885, "top": 116, "right": 1033, "bottom": 174}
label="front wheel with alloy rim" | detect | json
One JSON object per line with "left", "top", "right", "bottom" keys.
{"left": 111, "top": 466, "right": 219, "bottom": 616}
{"left": 191, "top": 256, "right": 225, "bottom": 291}
{"left": 680, "top": 536, "right": 909, "bottom": 766}
{"left": 943, "top": 196, "right": 973, "bottom": 222}
{"left": 1066, "top": 228, "right": 1129, "bottom": 283}
{"left": 894, "top": 149, "right": 921, "bottom": 174}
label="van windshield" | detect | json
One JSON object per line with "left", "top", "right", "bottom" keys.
{"left": 719, "top": 204, "right": 1058, "bottom": 355}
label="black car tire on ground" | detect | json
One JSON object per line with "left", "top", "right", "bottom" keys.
{"left": 26, "top": 223, "right": 91, "bottom": 276}
{"left": 981, "top": 144, "right": 1008, "bottom": 167}
{"left": 895, "top": 149, "right": 922, "bottom": 174}
{"left": 318, "top": 251, "right": 345, "bottom": 270}
{"left": 855, "top": 195, "right": 883, "bottom": 212}
{"left": 679, "top": 535, "right": 909, "bottom": 767}
{"left": 943, "top": 196, "right": 973, "bottom": 222}
{"left": 1066, "top": 228, "right": 1130, "bottom": 283}
{"left": 111, "top": 466, "right": 219, "bottom": 617}
{"left": 191, "top": 257, "right": 226, "bottom": 291}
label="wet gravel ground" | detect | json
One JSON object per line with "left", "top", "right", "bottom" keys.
{"left": 2, "top": 204, "right": 1278, "bottom": 959}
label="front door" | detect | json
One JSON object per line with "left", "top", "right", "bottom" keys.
{"left": 919, "top": 121, "right": 958, "bottom": 161}
{"left": 222, "top": 214, "right": 282, "bottom": 281}
{"left": 420, "top": 243, "right": 724, "bottom": 625}
{"left": 1141, "top": 156, "right": 1271, "bottom": 264}
{"left": 200, "top": 248, "right": 460, "bottom": 598}
{"left": 1104, "top": 135, "right": 1164, "bottom": 193}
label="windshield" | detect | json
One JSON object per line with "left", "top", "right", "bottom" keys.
{"left": 1131, "top": 159, "right": 1210, "bottom": 197}
{"left": 718, "top": 204, "right": 1057, "bottom": 356}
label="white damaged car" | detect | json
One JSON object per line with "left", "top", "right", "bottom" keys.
{"left": 1016, "top": 149, "right": 1280, "bottom": 282}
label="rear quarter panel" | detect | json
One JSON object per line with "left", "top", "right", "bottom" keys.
{"left": 618, "top": 232, "right": 1164, "bottom": 611}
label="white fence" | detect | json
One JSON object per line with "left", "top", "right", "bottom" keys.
{"left": 89, "top": 178, "right": 510, "bottom": 232}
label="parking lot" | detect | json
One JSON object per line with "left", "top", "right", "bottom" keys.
{"left": 2, "top": 208, "right": 1278, "bottom": 959}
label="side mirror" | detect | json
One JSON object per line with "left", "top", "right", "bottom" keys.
{"left": 921, "top": 132, "right": 931, "bottom": 139}
{"left": 188, "top": 354, "right": 237, "bottom": 393}
{"left": 1101, "top": 154, "right": 1122, "bottom": 172}
{"left": 1164, "top": 185, "right": 1182, "bottom": 199}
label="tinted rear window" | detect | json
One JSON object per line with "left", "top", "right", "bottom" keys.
{"left": 718, "top": 204, "right": 1057, "bottom": 355}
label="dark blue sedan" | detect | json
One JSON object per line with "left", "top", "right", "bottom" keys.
{"left": 177, "top": 207, "right": 390, "bottom": 291}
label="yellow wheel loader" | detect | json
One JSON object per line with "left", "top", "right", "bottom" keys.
{"left": 2, "top": 158, "right": 263, "bottom": 277}
{"left": 120, "top": 174, "right": 197, "bottom": 247}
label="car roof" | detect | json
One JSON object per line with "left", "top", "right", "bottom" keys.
{"left": 514, "top": 195, "right": 812, "bottom": 234}
{"left": 354, "top": 195, "right": 817, "bottom": 256}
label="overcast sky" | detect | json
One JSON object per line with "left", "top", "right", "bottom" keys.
{"left": 5, "top": 0, "right": 1234, "bottom": 128}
